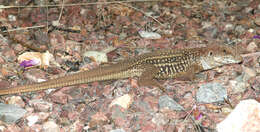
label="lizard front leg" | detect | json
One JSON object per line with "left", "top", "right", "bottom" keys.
{"left": 176, "top": 64, "right": 204, "bottom": 81}
{"left": 137, "top": 64, "right": 166, "bottom": 92}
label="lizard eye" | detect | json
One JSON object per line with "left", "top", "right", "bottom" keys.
{"left": 223, "top": 49, "right": 227, "bottom": 54}
{"left": 208, "top": 51, "right": 213, "bottom": 56}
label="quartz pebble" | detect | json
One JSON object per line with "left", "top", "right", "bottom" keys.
{"left": 217, "top": 99, "right": 260, "bottom": 132}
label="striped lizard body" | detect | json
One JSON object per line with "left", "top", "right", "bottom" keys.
{"left": 0, "top": 44, "right": 242, "bottom": 95}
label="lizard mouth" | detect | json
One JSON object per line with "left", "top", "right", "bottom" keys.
{"left": 200, "top": 55, "right": 242, "bottom": 70}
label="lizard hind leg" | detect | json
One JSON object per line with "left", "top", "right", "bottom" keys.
{"left": 137, "top": 64, "right": 166, "bottom": 92}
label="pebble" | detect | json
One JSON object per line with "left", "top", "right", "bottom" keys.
{"left": 242, "top": 66, "right": 257, "bottom": 80}
{"left": 50, "top": 92, "right": 68, "bottom": 104}
{"left": 0, "top": 103, "right": 27, "bottom": 123}
{"left": 217, "top": 99, "right": 260, "bottom": 132}
{"left": 158, "top": 95, "right": 184, "bottom": 111}
{"left": 235, "top": 25, "right": 245, "bottom": 35}
{"left": 255, "top": 17, "right": 260, "bottom": 26}
{"left": 257, "top": 29, "right": 260, "bottom": 35}
{"left": 196, "top": 83, "right": 227, "bottom": 103}
{"left": 248, "top": 28, "right": 254, "bottom": 33}
{"left": 6, "top": 96, "right": 25, "bottom": 107}
{"left": 175, "top": 16, "right": 188, "bottom": 24}
{"left": 151, "top": 113, "right": 169, "bottom": 126}
{"left": 27, "top": 112, "right": 50, "bottom": 126}
{"left": 229, "top": 79, "right": 248, "bottom": 94}
{"left": 89, "top": 112, "right": 109, "bottom": 128}
{"left": 8, "top": 15, "right": 16, "bottom": 21}
{"left": 138, "top": 31, "right": 161, "bottom": 39}
{"left": 83, "top": 51, "right": 108, "bottom": 63}
{"left": 224, "top": 24, "right": 234, "bottom": 31}
{"left": 119, "top": 32, "right": 127, "bottom": 40}
{"left": 110, "top": 94, "right": 133, "bottom": 109}
{"left": 29, "top": 99, "right": 53, "bottom": 112}
{"left": 43, "top": 121, "right": 60, "bottom": 132}
{"left": 110, "top": 129, "right": 126, "bottom": 132}
{"left": 186, "top": 28, "right": 198, "bottom": 39}
{"left": 247, "top": 42, "right": 258, "bottom": 52}
{"left": 27, "top": 115, "right": 39, "bottom": 126}
{"left": 229, "top": 72, "right": 248, "bottom": 94}
{"left": 202, "top": 21, "right": 213, "bottom": 29}
{"left": 221, "top": 107, "right": 233, "bottom": 115}
{"left": 251, "top": 76, "right": 260, "bottom": 91}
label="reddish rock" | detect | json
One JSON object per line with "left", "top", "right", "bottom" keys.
{"left": 29, "top": 99, "right": 53, "bottom": 112}
{"left": 50, "top": 91, "right": 68, "bottom": 104}
{"left": 175, "top": 16, "right": 188, "bottom": 24}
{"left": 6, "top": 96, "right": 25, "bottom": 107}
{"left": 89, "top": 112, "right": 109, "bottom": 128}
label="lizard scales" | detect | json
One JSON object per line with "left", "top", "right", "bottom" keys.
{"left": 0, "top": 44, "right": 242, "bottom": 95}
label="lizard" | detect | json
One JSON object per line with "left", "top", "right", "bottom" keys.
{"left": 0, "top": 44, "right": 243, "bottom": 95}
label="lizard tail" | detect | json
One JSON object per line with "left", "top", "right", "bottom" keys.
{"left": 0, "top": 63, "right": 138, "bottom": 95}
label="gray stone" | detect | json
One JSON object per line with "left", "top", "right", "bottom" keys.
{"left": 110, "top": 129, "right": 126, "bottom": 132}
{"left": 235, "top": 25, "right": 245, "bottom": 35}
{"left": 158, "top": 95, "right": 183, "bottom": 111}
{"left": 196, "top": 83, "right": 227, "bottom": 103}
{"left": 138, "top": 31, "right": 161, "bottom": 39}
{"left": 0, "top": 103, "right": 27, "bottom": 124}
{"left": 152, "top": 113, "right": 169, "bottom": 125}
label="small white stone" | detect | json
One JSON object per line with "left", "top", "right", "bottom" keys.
{"left": 6, "top": 96, "right": 25, "bottom": 107}
{"left": 217, "top": 99, "right": 260, "bottom": 132}
{"left": 42, "top": 51, "right": 55, "bottom": 67}
{"left": 138, "top": 31, "right": 161, "bottom": 39}
{"left": 247, "top": 42, "right": 257, "bottom": 52}
{"left": 224, "top": 24, "right": 234, "bottom": 31}
{"left": 0, "top": 126, "right": 5, "bottom": 131}
{"left": 8, "top": 15, "right": 16, "bottom": 21}
{"left": 202, "top": 21, "right": 213, "bottom": 29}
{"left": 83, "top": 51, "right": 108, "bottom": 63}
{"left": 52, "top": 20, "right": 61, "bottom": 26}
{"left": 245, "top": 7, "right": 253, "bottom": 13}
{"left": 152, "top": 113, "right": 169, "bottom": 125}
{"left": 221, "top": 107, "right": 233, "bottom": 114}
{"left": 110, "top": 94, "right": 133, "bottom": 109}
{"left": 248, "top": 28, "right": 254, "bottom": 33}
{"left": 43, "top": 121, "right": 59, "bottom": 132}
{"left": 80, "top": 9, "right": 86, "bottom": 15}
{"left": 229, "top": 80, "right": 248, "bottom": 93}
{"left": 110, "top": 129, "right": 126, "bottom": 132}
{"left": 27, "top": 115, "right": 39, "bottom": 126}
{"left": 0, "top": 5, "right": 4, "bottom": 12}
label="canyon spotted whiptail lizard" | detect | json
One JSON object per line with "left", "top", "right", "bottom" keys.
{"left": 0, "top": 44, "right": 243, "bottom": 95}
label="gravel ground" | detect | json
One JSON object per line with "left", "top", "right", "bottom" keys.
{"left": 0, "top": 0, "right": 259, "bottom": 131}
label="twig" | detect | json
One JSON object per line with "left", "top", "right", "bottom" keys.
{"left": 46, "top": 3, "right": 49, "bottom": 32}
{"left": 2, "top": 25, "right": 46, "bottom": 32}
{"left": 57, "top": 0, "right": 65, "bottom": 23}
{"left": 118, "top": 2, "right": 165, "bottom": 27}
{"left": 0, "top": 0, "right": 166, "bottom": 9}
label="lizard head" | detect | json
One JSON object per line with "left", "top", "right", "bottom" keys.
{"left": 200, "top": 44, "right": 243, "bottom": 70}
